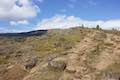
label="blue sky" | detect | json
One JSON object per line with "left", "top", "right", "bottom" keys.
{"left": 0, "top": 0, "right": 120, "bottom": 32}
{"left": 37, "top": 0, "right": 120, "bottom": 20}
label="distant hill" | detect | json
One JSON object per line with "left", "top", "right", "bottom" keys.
{"left": 0, "top": 30, "right": 48, "bottom": 37}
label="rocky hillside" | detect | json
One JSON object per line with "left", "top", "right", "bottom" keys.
{"left": 0, "top": 27, "right": 120, "bottom": 80}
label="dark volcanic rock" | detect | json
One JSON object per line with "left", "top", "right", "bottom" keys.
{"left": 24, "top": 58, "right": 38, "bottom": 70}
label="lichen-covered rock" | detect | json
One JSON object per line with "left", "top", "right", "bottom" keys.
{"left": 65, "top": 66, "right": 76, "bottom": 73}
{"left": 102, "top": 72, "right": 120, "bottom": 80}
{"left": 24, "top": 58, "right": 38, "bottom": 70}
{"left": 93, "top": 31, "right": 107, "bottom": 41}
{"left": 48, "top": 58, "right": 66, "bottom": 71}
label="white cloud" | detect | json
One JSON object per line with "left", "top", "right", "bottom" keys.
{"left": 102, "top": 20, "right": 120, "bottom": 29}
{"left": 0, "top": 27, "right": 9, "bottom": 33}
{"left": 0, "top": 0, "right": 40, "bottom": 21}
{"left": 0, "top": 27, "right": 29, "bottom": 33}
{"left": 10, "top": 21, "right": 17, "bottom": 26}
{"left": 35, "top": 15, "right": 120, "bottom": 30}
{"left": 10, "top": 20, "right": 29, "bottom": 26}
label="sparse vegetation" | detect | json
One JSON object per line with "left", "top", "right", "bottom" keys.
{"left": 0, "top": 27, "right": 120, "bottom": 80}
{"left": 0, "top": 57, "right": 8, "bottom": 64}
{"left": 87, "top": 44, "right": 103, "bottom": 65}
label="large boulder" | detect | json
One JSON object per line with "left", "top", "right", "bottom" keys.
{"left": 102, "top": 72, "right": 120, "bottom": 80}
{"left": 48, "top": 57, "right": 67, "bottom": 71}
{"left": 24, "top": 57, "right": 38, "bottom": 70}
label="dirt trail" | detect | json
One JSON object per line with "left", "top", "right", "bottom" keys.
{"left": 95, "top": 34, "right": 120, "bottom": 70}
{"left": 61, "top": 31, "right": 100, "bottom": 80}
{"left": 62, "top": 31, "right": 120, "bottom": 80}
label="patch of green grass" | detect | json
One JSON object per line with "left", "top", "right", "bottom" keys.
{"left": 88, "top": 46, "right": 100, "bottom": 63}
{"left": 63, "top": 35, "right": 81, "bottom": 42}
{"left": 31, "top": 30, "right": 83, "bottom": 57}
{"left": 103, "top": 63, "right": 120, "bottom": 73}
{"left": 0, "top": 58, "right": 8, "bottom": 64}
{"left": 14, "top": 28, "right": 88, "bottom": 57}
{"left": 87, "top": 44, "right": 104, "bottom": 65}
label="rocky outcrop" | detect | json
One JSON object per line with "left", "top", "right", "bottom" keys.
{"left": 24, "top": 58, "right": 38, "bottom": 70}
{"left": 102, "top": 72, "right": 120, "bottom": 80}
{"left": 93, "top": 31, "right": 107, "bottom": 41}
{"left": 48, "top": 57, "right": 67, "bottom": 71}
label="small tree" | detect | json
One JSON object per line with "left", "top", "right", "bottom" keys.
{"left": 81, "top": 24, "right": 84, "bottom": 28}
{"left": 112, "top": 28, "right": 116, "bottom": 31}
{"left": 96, "top": 25, "right": 100, "bottom": 30}
{"left": 112, "top": 28, "right": 118, "bottom": 31}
